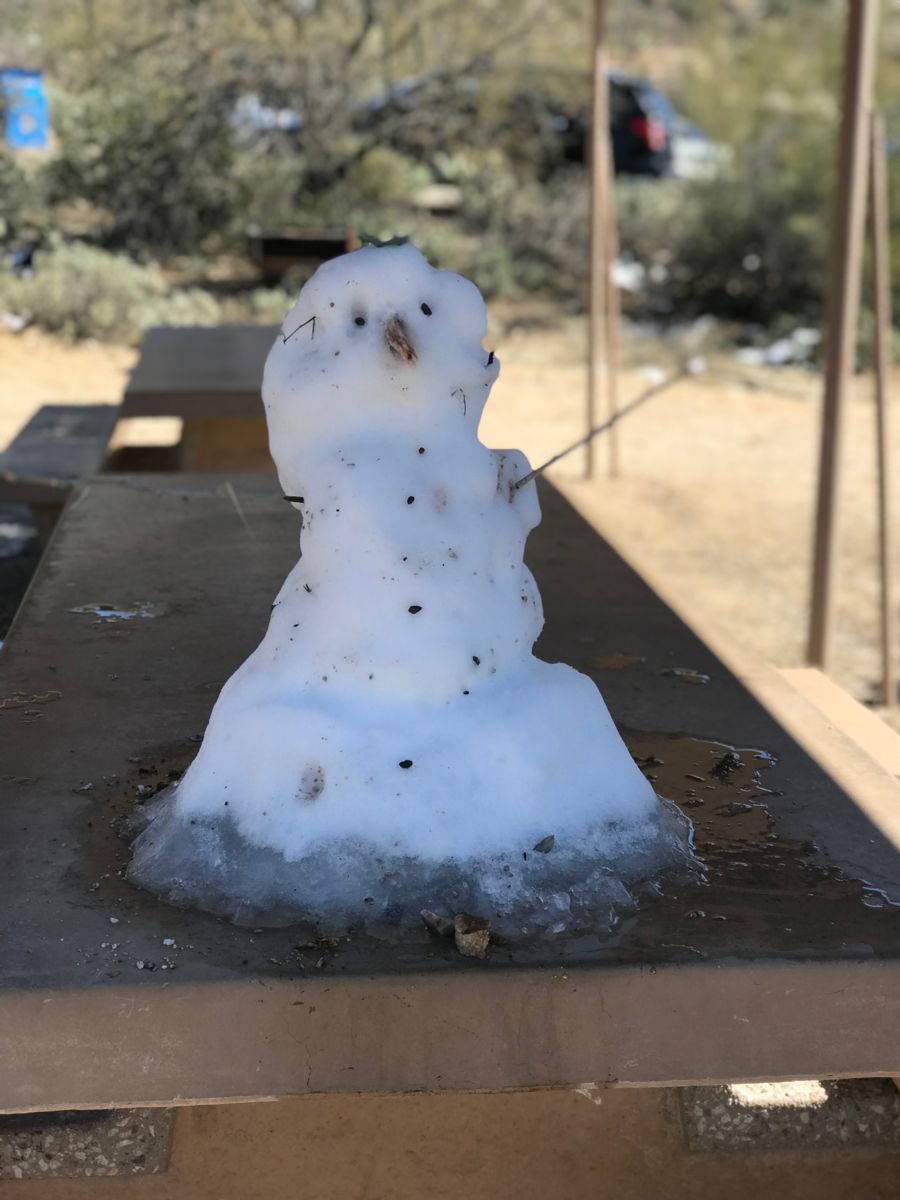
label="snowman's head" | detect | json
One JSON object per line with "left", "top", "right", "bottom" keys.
{"left": 262, "top": 244, "right": 499, "bottom": 474}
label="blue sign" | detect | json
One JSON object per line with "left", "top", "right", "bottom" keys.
{"left": 1, "top": 68, "right": 50, "bottom": 150}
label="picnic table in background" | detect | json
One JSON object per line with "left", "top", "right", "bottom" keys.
{"left": 121, "top": 325, "right": 279, "bottom": 472}
{"left": 0, "top": 403, "right": 118, "bottom": 541}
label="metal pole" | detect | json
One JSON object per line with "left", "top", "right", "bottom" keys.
{"left": 868, "top": 110, "right": 895, "bottom": 706}
{"left": 586, "top": 0, "right": 610, "bottom": 479}
{"left": 807, "top": 0, "right": 880, "bottom": 668}
{"left": 604, "top": 140, "right": 622, "bottom": 477}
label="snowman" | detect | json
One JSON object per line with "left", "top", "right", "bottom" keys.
{"left": 130, "top": 244, "right": 683, "bottom": 934}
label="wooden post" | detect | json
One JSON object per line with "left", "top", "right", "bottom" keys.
{"left": 604, "top": 141, "right": 622, "bottom": 477}
{"left": 807, "top": 0, "right": 880, "bottom": 669}
{"left": 586, "top": 0, "right": 610, "bottom": 479}
{"left": 868, "top": 110, "right": 895, "bottom": 706}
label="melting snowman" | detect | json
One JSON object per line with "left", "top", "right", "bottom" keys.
{"left": 129, "top": 244, "right": 687, "bottom": 935}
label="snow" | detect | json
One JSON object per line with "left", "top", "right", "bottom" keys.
{"left": 129, "top": 244, "right": 689, "bottom": 935}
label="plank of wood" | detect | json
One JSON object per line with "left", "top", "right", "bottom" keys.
{"left": 0, "top": 404, "right": 118, "bottom": 505}
{"left": 780, "top": 667, "right": 900, "bottom": 778}
{"left": 0, "top": 476, "right": 897, "bottom": 1111}
{"left": 122, "top": 325, "right": 279, "bottom": 420}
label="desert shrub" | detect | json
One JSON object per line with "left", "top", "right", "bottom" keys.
{"left": 232, "top": 150, "right": 312, "bottom": 233}
{"left": 0, "top": 238, "right": 220, "bottom": 343}
{"left": 616, "top": 164, "right": 828, "bottom": 327}
{"left": 238, "top": 285, "right": 297, "bottom": 324}
{"left": 0, "top": 153, "right": 37, "bottom": 244}
{"left": 344, "top": 148, "right": 432, "bottom": 208}
{"left": 44, "top": 86, "right": 239, "bottom": 256}
{"left": 406, "top": 153, "right": 589, "bottom": 301}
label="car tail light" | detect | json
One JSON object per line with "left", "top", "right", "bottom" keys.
{"left": 628, "top": 115, "right": 667, "bottom": 152}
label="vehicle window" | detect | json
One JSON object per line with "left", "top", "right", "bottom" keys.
{"left": 609, "top": 83, "right": 636, "bottom": 121}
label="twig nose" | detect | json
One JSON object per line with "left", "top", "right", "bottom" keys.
{"left": 384, "top": 315, "right": 417, "bottom": 365}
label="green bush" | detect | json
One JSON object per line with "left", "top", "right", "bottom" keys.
{"left": 394, "top": 153, "right": 589, "bottom": 302}
{"left": 0, "top": 153, "right": 39, "bottom": 244}
{"left": 616, "top": 165, "right": 828, "bottom": 327}
{"left": 232, "top": 150, "right": 311, "bottom": 233}
{"left": 44, "top": 86, "right": 239, "bottom": 256}
{"left": 343, "top": 147, "right": 432, "bottom": 208}
{"left": 0, "top": 238, "right": 220, "bottom": 343}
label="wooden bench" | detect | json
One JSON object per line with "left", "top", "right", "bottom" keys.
{"left": 0, "top": 475, "right": 897, "bottom": 1112}
{"left": 0, "top": 403, "right": 118, "bottom": 539}
{"left": 121, "top": 325, "right": 279, "bottom": 472}
{"left": 248, "top": 226, "right": 356, "bottom": 280}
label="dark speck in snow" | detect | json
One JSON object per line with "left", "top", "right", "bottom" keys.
{"left": 472, "top": 656, "right": 481, "bottom": 666}
{"left": 399, "top": 759, "right": 413, "bottom": 769}
{"left": 408, "top": 605, "right": 422, "bottom": 614}
{"left": 304, "top": 584, "right": 312, "bottom": 593}
{"left": 418, "top": 447, "right": 426, "bottom": 454}
{"left": 407, "top": 496, "right": 415, "bottom": 505}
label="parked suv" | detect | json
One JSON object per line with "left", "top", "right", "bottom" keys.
{"left": 608, "top": 72, "right": 674, "bottom": 176}
{"left": 554, "top": 72, "right": 674, "bottom": 177}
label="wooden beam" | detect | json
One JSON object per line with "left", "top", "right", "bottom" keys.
{"left": 586, "top": 0, "right": 610, "bottom": 480}
{"left": 604, "top": 141, "right": 622, "bottom": 478}
{"left": 807, "top": 0, "right": 881, "bottom": 668}
{"left": 868, "top": 110, "right": 896, "bottom": 707}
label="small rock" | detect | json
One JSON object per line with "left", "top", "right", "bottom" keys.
{"left": 453, "top": 912, "right": 490, "bottom": 959}
{"left": 532, "top": 835, "right": 555, "bottom": 854}
{"left": 715, "top": 801, "right": 755, "bottom": 818}
{"left": 421, "top": 909, "right": 454, "bottom": 938}
{"left": 711, "top": 751, "right": 743, "bottom": 779}
{"left": 659, "top": 667, "right": 710, "bottom": 685}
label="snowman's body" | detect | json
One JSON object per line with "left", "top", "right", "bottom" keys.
{"left": 129, "top": 246, "right": 682, "bottom": 932}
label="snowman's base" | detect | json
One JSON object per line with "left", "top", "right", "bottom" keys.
{"left": 127, "top": 787, "right": 694, "bottom": 938}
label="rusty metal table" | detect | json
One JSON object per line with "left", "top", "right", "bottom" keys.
{"left": 0, "top": 476, "right": 897, "bottom": 1112}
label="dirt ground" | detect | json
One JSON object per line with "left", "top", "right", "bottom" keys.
{"left": 1, "top": 314, "right": 897, "bottom": 729}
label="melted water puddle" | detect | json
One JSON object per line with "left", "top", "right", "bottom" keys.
{"left": 68, "top": 602, "right": 164, "bottom": 623}
{"left": 621, "top": 729, "right": 898, "bottom": 956}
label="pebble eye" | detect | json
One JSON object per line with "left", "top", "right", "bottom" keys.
{"left": 354, "top": 316, "right": 366, "bottom": 327}
{"left": 420, "top": 303, "right": 432, "bottom": 316}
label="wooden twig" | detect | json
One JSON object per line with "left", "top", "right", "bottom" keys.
{"left": 513, "top": 369, "right": 687, "bottom": 490}
{"left": 868, "top": 110, "right": 895, "bottom": 706}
